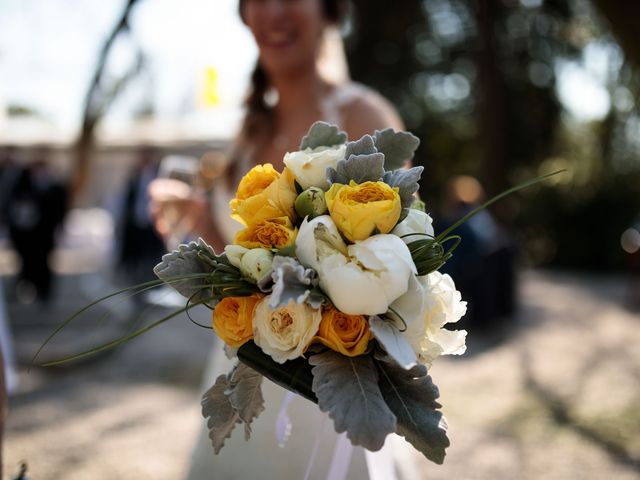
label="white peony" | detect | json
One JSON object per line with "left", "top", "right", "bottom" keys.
{"left": 252, "top": 296, "right": 322, "bottom": 364}
{"left": 391, "top": 209, "right": 435, "bottom": 244}
{"left": 390, "top": 271, "right": 467, "bottom": 365}
{"left": 296, "top": 216, "right": 416, "bottom": 315}
{"left": 283, "top": 144, "right": 346, "bottom": 191}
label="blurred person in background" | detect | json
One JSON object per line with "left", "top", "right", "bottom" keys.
{"left": 116, "top": 147, "right": 166, "bottom": 288}
{"left": 437, "top": 175, "right": 516, "bottom": 334}
{"left": 0, "top": 148, "right": 20, "bottom": 395}
{"left": 3, "top": 152, "right": 67, "bottom": 304}
{"left": 0, "top": 147, "right": 22, "bottom": 234}
{"left": 149, "top": 0, "right": 413, "bottom": 478}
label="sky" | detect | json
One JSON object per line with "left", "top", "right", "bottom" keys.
{"left": 0, "top": 0, "right": 614, "bottom": 142}
{"left": 0, "top": 0, "right": 257, "bottom": 138}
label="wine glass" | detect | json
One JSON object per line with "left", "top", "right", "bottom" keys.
{"left": 153, "top": 155, "right": 202, "bottom": 251}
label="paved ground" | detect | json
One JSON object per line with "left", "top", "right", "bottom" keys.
{"left": 3, "top": 270, "right": 640, "bottom": 479}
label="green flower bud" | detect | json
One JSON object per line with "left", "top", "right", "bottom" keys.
{"left": 410, "top": 198, "right": 426, "bottom": 212}
{"left": 240, "top": 248, "right": 274, "bottom": 282}
{"left": 295, "top": 187, "right": 328, "bottom": 219}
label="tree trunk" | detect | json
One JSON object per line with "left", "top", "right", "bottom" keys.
{"left": 476, "top": 0, "right": 508, "bottom": 199}
{"left": 71, "top": 0, "right": 140, "bottom": 205}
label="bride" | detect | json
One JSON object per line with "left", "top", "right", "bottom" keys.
{"left": 153, "top": 0, "right": 410, "bottom": 478}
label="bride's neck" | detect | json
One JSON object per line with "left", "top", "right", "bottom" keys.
{"left": 270, "top": 68, "right": 331, "bottom": 118}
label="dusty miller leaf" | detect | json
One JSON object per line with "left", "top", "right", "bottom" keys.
{"left": 300, "top": 121, "right": 347, "bottom": 150}
{"left": 374, "top": 129, "right": 420, "bottom": 171}
{"left": 344, "top": 134, "right": 378, "bottom": 158}
{"left": 201, "top": 373, "right": 241, "bottom": 454}
{"left": 228, "top": 363, "right": 265, "bottom": 439}
{"left": 383, "top": 166, "right": 424, "bottom": 222}
{"left": 326, "top": 153, "right": 385, "bottom": 185}
{"left": 269, "top": 256, "right": 323, "bottom": 309}
{"left": 309, "top": 351, "right": 396, "bottom": 451}
{"left": 201, "top": 363, "right": 266, "bottom": 453}
{"left": 153, "top": 238, "right": 218, "bottom": 301}
{"left": 369, "top": 316, "right": 417, "bottom": 369}
{"left": 376, "top": 359, "right": 449, "bottom": 464}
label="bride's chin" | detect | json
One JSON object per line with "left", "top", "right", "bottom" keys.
{"left": 261, "top": 55, "right": 312, "bottom": 76}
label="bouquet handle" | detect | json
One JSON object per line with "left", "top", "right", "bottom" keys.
{"left": 238, "top": 341, "right": 318, "bottom": 403}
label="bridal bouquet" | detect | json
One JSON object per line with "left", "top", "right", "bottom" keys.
{"left": 38, "top": 122, "right": 556, "bottom": 465}
{"left": 152, "top": 122, "right": 466, "bottom": 464}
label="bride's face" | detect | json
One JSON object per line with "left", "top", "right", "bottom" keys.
{"left": 241, "top": 0, "right": 328, "bottom": 76}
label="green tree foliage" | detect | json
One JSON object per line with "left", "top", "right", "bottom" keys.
{"left": 346, "top": 0, "right": 640, "bottom": 270}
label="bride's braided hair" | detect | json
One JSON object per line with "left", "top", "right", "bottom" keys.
{"left": 228, "top": 0, "right": 348, "bottom": 177}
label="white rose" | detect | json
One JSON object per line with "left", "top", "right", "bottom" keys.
{"left": 252, "top": 296, "right": 322, "bottom": 363}
{"left": 391, "top": 209, "right": 435, "bottom": 244}
{"left": 390, "top": 271, "right": 467, "bottom": 365}
{"left": 283, "top": 144, "right": 346, "bottom": 190}
{"left": 296, "top": 216, "right": 416, "bottom": 315}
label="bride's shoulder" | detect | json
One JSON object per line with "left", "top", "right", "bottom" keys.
{"left": 333, "top": 82, "right": 405, "bottom": 137}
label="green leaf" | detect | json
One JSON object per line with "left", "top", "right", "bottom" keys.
{"left": 309, "top": 351, "right": 397, "bottom": 451}
{"left": 201, "top": 373, "right": 242, "bottom": 454}
{"left": 369, "top": 316, "right": 417, "bottom": 369}
{"left": 300, "top": 121, "right": 347, "bottom": 149}
{"left": 237, "top": 341, "right": 317, "bottom": 403}
{"left": 374, "top": 129, "right": 420, "bottom": 171}
{"left": 376, "top": 359, "right": 449, "bottom": 464}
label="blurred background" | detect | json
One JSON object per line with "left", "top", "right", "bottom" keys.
{"left": 1, "top": 0, "right": 639, "bottom": 478}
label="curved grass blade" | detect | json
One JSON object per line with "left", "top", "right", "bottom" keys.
{"left": 435, "top": 170, "right": 566, "bottom": 242}
{"left": 39, "top": 297, "right": 214, "bottom": 366}
{"left": 32, "top": 273, "right": 213, "bottom": 366}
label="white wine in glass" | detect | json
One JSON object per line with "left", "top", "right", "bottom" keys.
{"left": 155, "top": 155, "right": 201, "bottom": 250}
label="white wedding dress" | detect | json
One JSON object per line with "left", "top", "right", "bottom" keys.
{"left": 185, "top": 176, "right": 373, "bottom": 480}
{"left": 185, "top": 83, "right": 419, "bottom": 480}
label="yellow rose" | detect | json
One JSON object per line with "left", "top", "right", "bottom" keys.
{"left": 212, "top": 294, "right": 264, "bottom": 348}
{"left": 325, "top": 180, "right": 401, "bottom": 242}
{"left": 234, "top": 217, "right": 297, "bottom": 249}
{"left": 313, "top": 305, "right": 372, "bottom": 356}
{"left": 231, "top": 166, "right": 298, "bottom": 226}
{"left": 235, "top": 164, "right": 279, "bottom": 200}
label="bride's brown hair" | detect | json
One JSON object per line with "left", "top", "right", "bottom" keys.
{"left": 228, "top": 0, "right": 348, "bottom": 177}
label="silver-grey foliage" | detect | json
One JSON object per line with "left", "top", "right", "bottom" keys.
{"left": 374, "top": 129, "right": 420, "bottom": 171}
{"left": 268, "top": 256, "right": 324, "bottom": 309}
{"left": 300, "top": 121, "right": 347, "bottom": 150}
{"left": 326, "top": 153, "right": 386, "bottom": 185}
{"left": 369, "top": 316, "right": 417, "bottom": 369}
{"left": 153, "top": 238, "right": 218, "bottom": 302}
{"left": 376, "top": 359, "right": 449, "bottom": 464}
{"left": 201, "top": 363, "right": 265, "bottom": 454}
{"left": 309, "top": 351, "right": 397, "bottom": 451}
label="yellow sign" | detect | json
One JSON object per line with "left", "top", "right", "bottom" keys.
{"left": 202, "top": 66, "right": 220, "bottom": 107}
